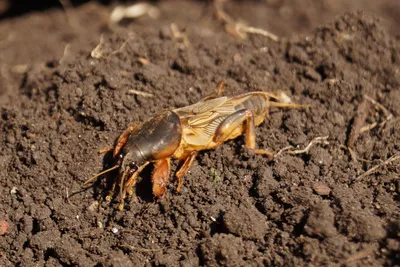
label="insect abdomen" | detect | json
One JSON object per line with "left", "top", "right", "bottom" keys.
{"left": 233, "top": 93, "right": 269, "bottom": 124}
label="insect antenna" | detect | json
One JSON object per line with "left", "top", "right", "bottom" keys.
{"left": 83, "top": 165, "right": 119, "bottom": 186}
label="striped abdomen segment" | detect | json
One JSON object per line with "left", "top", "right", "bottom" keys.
{"left": 232, "top": 93, "right": 270, "bottom": 125}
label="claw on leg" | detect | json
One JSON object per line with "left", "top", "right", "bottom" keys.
{"left": 176, "top": 152, "right": 198, "bottom": 192}
{"left": 242, "top": 110, "right": 274, "bottom": 157}
{"left": 109, "top": 162, "right": 149, "bottom": 210}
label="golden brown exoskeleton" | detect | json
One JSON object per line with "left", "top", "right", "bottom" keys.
{"left": 85, "top": 90, "right": 307, "bottom": 210}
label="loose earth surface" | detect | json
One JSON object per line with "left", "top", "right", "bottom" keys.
{"left": 0, "top": 1, "right": 399, "bottom": 266}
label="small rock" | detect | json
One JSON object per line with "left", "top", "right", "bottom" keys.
{"left": 75, "top": 87, "right": 83, "bottom": 97}
{"left": 313, "top": 183, "right": 331, "bottom": 195}
{"left": 0, "top": 219, "right": 9, "bottom": 235}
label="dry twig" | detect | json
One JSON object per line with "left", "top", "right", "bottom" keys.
{"left": 345, "top": 247, "right": 374, "bottom": 263}
{"left": 59, "top": 43, "right": 72, "bottom": 65}
{"left": 288, "top": 136, "right": 329, "bottom": 155}
{"left": 170, "top": 23, "right": 190, "bottom": 47}
{"left": 274, "top": 136, "right": 329, "bottom": 157}
{"left": 127, "top": 90, "right": 154, "bottom": 98}
{"left": 274, "top": 145, "right": 294, "bottom": 158}
{"left": 110, "top": 35, "right": 136, "bottom": 56}
{"left": 214, "top": 0, "right": 278, "bottom": 41}
{"left": 91, "top": 34, "right": 135, "bottom": 59}
{"left": 355, "top": 153, "right": 400, "bottom": 181}
{"left": 347, "top": 98, "right": 369, "bottom": 148}
{"left": 65, "top": 186, "right": 72, "bottom": 205}
{"left": 359, "top": 95, "right": 394, "bottom": 134}
{"left": 91, "top": 34, "right": 106, "bottom": 59}
{"left": 364, "top": 95, "right": 393, "bottom": 119}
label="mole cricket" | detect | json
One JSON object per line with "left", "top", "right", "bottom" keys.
{"left": 85, "top": 85, "right": 308, "bottom": 210}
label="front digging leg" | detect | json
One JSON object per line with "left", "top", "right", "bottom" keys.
{"left": 152, "top": 158, "right": 171, "bottom": 199}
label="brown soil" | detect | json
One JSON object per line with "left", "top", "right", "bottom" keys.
{"left": 1, "top": 1, "right": 400, "bottom": 266}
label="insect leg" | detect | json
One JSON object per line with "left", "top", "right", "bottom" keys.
{"left": 123, "top": 162, "right": 149, "bottom": 194}
{"left": 175, "top": 151, "right": 198, "bottom": 192}
{"left": 214, "top": 109, "right": 274, "bottom": 157}
{"left": 98, "top": 147, "right": 113, "bottom": 154}
{"left": 113, "top": 123, "right": 139, "bottom": 157}
{"left": 106, "top": 181, "right": 117, "bottom": 202}
{"left": 119, "top": 162, "right": 149, "bottom": 210}
{"left": 200, "top": 80, "right": 225, "bottom": 101}
{"left": 152, "top": 158, "right": 171, "bottom": 198}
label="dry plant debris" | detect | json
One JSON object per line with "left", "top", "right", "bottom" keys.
{"left": 355, "top": 153, "right": 400, "bottom": 181}
{"left": 91, "top": 34, "right": 106, "bottom": 59}
{"left": 360, "top": 95, "right": 394, "bottom": 133}
{"left": 91, "top": 34, "right": 135, "bottom": 59}
{"left": 346, "top": 94, "right": 396, "bottom": 163}
{"left": 127, "top": 89, "right": 154, "bottom": 98}
{"left": 289, "top": 136, "right": 330, "bottom": 155}
{"left": 214, "top": 0, "right": 279, "bottom": 41}
{"left": 345, "top": 247, "right": 374, "bottom": 263}
{"left": 170, "top": 23, "right": 190, "bottom": 47}
{"left": 110, "top": 3, "right": 160, "bottom": 25}
{"left": 347, "top": 97, "right": 369, "bottom": 148}
{"left": 274, "top": 136, "right": 329, "bottom": 157}
{"left": 59, "top": 43, "right": 72, "bottom": 65}
{"left": 109, "top": 35, "right": 136, "bottom": 57}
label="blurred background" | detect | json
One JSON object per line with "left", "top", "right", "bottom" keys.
{"left": 1, "top": 0, "right": 399, "bottom": 37}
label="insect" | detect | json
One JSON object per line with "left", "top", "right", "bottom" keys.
{"left": 85, "top": 87, "right": 307, "bottom": 210}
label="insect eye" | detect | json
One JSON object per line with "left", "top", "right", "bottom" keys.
{"left": 128, "top": 162, "right": 138, "bottom": 173}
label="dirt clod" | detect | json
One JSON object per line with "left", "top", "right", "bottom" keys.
{"left": 222, "top": 204, "right": 269, "bottom": 241}
{"left": 304, "top": 201, "right": 337, "bottom": 238}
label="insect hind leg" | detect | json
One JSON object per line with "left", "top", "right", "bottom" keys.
{"left": 213, "top": 109, "right": 274, "bottom": 157}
